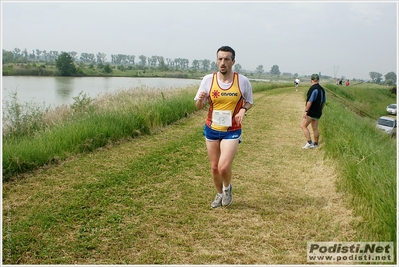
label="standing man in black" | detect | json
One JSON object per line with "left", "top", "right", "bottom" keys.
{"left": 301, "top": 74, "right": 326, "bottom": 149}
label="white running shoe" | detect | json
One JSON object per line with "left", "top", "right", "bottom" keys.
{"left": 211, "top": 193, "right": 223, "bottom": 208}
{"left": 222, "top": 184, "right": 233, "bottom": 206}
{"left": 302, "top": 142, "right": 314, "bottom": 149}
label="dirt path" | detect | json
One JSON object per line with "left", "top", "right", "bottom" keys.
{"left": 3, "top": 87, "right": 356, "bottom": 264}
{"left": 233, "top": 87, "right": 356, "bottom": 263}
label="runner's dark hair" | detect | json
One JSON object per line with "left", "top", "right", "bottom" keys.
{"left": 217, "top": 46, "right": 235, "bottom": 60}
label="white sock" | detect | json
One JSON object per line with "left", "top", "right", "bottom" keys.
{"left": 223, "top": 184, "right": 231, "bottom": 191}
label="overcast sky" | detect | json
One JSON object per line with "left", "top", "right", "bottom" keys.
{"left": 1, "top": 1, "right": 397, "bottom": 80}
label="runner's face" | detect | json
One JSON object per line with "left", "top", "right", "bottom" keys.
{"left": 217, "top": 51, "right": 235, "bottom": 75}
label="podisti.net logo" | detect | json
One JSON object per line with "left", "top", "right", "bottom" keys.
{"left": 307, "top": 242, "right": 394, "bottom": 263}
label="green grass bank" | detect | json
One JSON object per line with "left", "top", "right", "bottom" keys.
{"left": 2, "top": 86, "right": 198, "bottom": 179}
{"left": 321, "top": 98, "right": 396, "bottom": 243}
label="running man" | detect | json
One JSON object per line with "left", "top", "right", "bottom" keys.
{"left": 194, "top": 46, "right": 253, "bottom": 208}
{"left": 295, "top": 77, "right": 300, "bottom": 91}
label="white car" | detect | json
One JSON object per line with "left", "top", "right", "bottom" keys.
{"left": 386, "top": 104, "right": 397, "bottom": 115}
{"left": 376, "top": 116, "right": 396, "bottom": 136}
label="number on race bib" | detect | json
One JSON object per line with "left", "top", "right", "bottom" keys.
{"left": 212, "top": 110, "right": 232, "bottom": 127}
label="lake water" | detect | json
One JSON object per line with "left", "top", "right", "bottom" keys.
{"left": 2, "top": 76, "right": 201, "bottom": 108}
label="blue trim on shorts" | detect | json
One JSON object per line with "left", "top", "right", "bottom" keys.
{"left": 203, "top": 124, "right": 242, "bottom": 142}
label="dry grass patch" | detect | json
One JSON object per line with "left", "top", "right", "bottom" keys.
{"left": 231, "top": 88, "right": 357, "bottom": 262}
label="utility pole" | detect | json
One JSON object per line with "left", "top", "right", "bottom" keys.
{"left": 333, "top": 66, "right": 339, "bottom": 78}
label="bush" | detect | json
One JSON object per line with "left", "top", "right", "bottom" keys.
{"left": 2, "top": 65, "right": 15, "bottom": 75}
{"left": 385, "top": 79, "right": 395, "bottom": 86}
{"left": 2, "top": 90, "right": 49, "bottom": 137}
{"left": 56, "top": 52, "right": 77, "bottom": 76}
{"left": 103, "top": 64, "right": 112, "bottom": 73}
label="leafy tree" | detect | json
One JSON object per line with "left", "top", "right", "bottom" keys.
{"left": 256, "top": 65, "right": 264, "bottom": 74}
{"left": 80, "top": 52, "right": 95, "bottom": 63}
{"left": 96, "top": 52, "right": 107, "bottom": 64}
{"left": 69, "top": 51, "right": 78, "bottom": 61}
{"left": 12, "top": 48, "right": 21, "bottom": 58}
{"left": 35, "top": 49, "right": 42, "bottom": 60}
{"left": 234, "top": 63, "right": 242, "bottom": 73}
{"left": 157, "top": 56, "right": 168, "bottom": 71}
{"left": 22, "top": 48, "right": 28, "bottom": 58}
{"left": 29, "top": 50, "right": 36, "bottom": 60}
{"left": 201, "top": 59, "right": 210, "bottom": 71}
{"left": 48, "top": 51, "right": 59, "bottom": 62}
{"left": 149, "top": 56, "right": 157, "bottom": 66}
{"left": 139, "top": 55, "right": 147, "bottom": 66}
{"left": 174, "top": 58, "right": 189, "bottom": 69}
{"left": 110, "top": 54, "right": 124, "bottom": 64}
{"left": 42, "top": 50, "right": 48, "bottom": 61}
{"left": 127, "top": 55, "right": 135, "bottom": 65}
{"left": 192, "top": 60, "right": 200, "bottom": 70}
{"left": 369, "top": 71, "right": 383, "bottom": 84}
{"left": 385, "top": 79, "right": 395, "bottom": 86}
{"left": 385, "top": 72, "right": 397, "bottom": 84}
{"left": 211, "top": 61, "right": 218, "bottom": 71}
{"left": 166, "top": 58, "right": 173, "bottom": 68}
{"left": 270, "top": 65, "right": 280, "bottom": 75}
{"left": 2, "top": 50, "right": 14, "bottom": 63}
{"left": 56, "top": 52, "right": 77, "bottom": 76}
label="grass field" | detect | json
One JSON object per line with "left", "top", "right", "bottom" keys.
{"left": 2, "top": 83, "right": 396, "bottom": 264}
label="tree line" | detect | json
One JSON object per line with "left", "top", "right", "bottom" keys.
{"left": 3, "top": 48, "right": 242, "bottom": 73}
{"left": 369, "top": 71, "right": 396, "bottom": 86}
{"left": 2, "top": 47, "right": 283, "bottom": 76}
{"left": 2, "top": 48, "right": 396, "bottom": 84}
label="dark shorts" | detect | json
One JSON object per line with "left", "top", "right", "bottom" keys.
{"left": 309, "top": 116, "right": 321, "bottom": 120}
{"left": 203, "top": 124, "right": 242, "bottom": 142}
{"left": 307, "top": 111, "right": 322, "bottom": 120}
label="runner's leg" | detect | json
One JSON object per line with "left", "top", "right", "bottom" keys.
{"left": 206, "top": 140, "right": 223, "bottom": 193}
{"left": 218, "top": 139, "right": 240, "bottom": 187}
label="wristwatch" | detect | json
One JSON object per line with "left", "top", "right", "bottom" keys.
{"left": 241, "top": 106, "right": 248, "bottom": 112}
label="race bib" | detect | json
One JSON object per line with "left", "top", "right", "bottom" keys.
{"left": 212, "top": 110, "right": 232, "bottom": 127}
